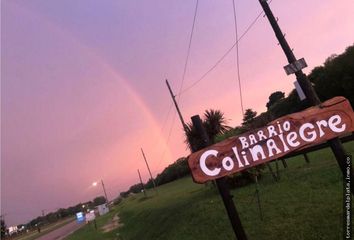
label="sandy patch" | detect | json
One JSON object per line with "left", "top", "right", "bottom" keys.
{"left": 101, "top": 214, "right": 122, "bottom": 233}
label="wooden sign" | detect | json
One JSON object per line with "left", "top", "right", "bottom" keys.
{"left": 188, "top": 97, "right": 354, "bottom": 183}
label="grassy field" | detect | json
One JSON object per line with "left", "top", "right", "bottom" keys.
{"left": 66, "top": 142, "right": 354, "bottom": 240}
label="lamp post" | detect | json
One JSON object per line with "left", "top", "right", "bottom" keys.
{"left": 92, "top": 179, "right": 109, "bottom": 204}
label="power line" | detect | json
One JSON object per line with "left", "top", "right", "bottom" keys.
{"left": 232, "top": 0, "right": 245, "bottom": 116}
{"left": 152, "top": 101, "right": 173, "bottom": 148}
{"left": 179, "top": 1, "right": 273, "bottom": 95}
{"left": 177, "top": 0, "right": 199, "bottom": 99}
{"left": 155, "top": 110, "right": 177, "bottom": 169}
{"left": 155, "top": 1, "right": 272, "bottom": 171}
{"left": 155, "top": 0, "right": 199, "bottom": 169}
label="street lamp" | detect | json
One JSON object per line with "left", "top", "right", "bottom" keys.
{"left": 92, "top": 179, "right": 109, "bottom": 204}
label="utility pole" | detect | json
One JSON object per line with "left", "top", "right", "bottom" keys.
{"left": 141, "top": 148, "right": 158, "bottom": 194}
{"left": 258, "top": 0, "right": 320, "bottom": 105}
{"left": 101, "top": 179, "right": 109, "bottom": 204}
{"left": 191, "top": 115, "right": 248, "bottom": 240}
{"left": 165, "top": 79, "right": 189, "bottom": 133}
{"left": 258, "top": 0, "right": 353, "bottom": 193}
{"left": 137, "top": 169, "right": 147, "bottom": 197}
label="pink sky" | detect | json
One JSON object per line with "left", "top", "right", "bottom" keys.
{"left": 2, "top": 0, "right": 354, "bottom": 225}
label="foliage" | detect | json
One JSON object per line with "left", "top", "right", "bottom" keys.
{"left": 57, "top": 208, "right": 70, "bottom": 218}
{"left": 120, "top": 158, "right": 190, "bottom": 197}
{"left": 45, "top": 212, "right": 59, "bottom": 223}
{"left": 154, "top": 157, "right": 190, "bottom": 186}
{"left": 242, "top": 109, "right": 257, "bottom": 126}
{"left": 113, "top": 197, "right": 123, "bottom": 205}
{"left": 184, "top": 121, "right": 206, "bottom": 152}
{"left": 185, "top": 109, "right": 231, "bottom": 151}
{"left": 266, "top": 91, "right": 285, "bottom": 109}
{"left": 128, "top": 183, "right": 145, "bottom": 194}
{"left": 309, "top": 45, "right": 354, "bottom": 105}
{"left": 1, "top": 219, "right": 6, "bottom": 238}
{"left": 214, "top": 127, "right": 245, "bottom": 143}
{"left": 93, "top": 196, "right": 107, "bottom": 206}
{"left": 203, "top": 109, "right": 231, "bottom": 140}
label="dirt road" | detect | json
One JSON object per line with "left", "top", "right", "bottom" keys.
{"left": 36, "top": 220, "right": 84, "bottom": 240}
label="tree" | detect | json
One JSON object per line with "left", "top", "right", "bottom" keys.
{"left": 185, "top": 122, "right": 205, "bottom": 152}
{"left": 120, "top": 191, "right": 129, "bottom": 198}
{"left": 93, "top": 196, "right": 106, "bottom": 206}
{"left": 185, "top": 109, "right": 231, "bottom": 151}
{"left": 242, "top": 109, "right": 257, "bottom": 126}
{"left": 45, "top": 212, "right": 58, "bottom": 223}
{"left": 204, "top": 109, "right": 231, "bottom": 140}
{"left": 309, "top": 45, "right": 354, "bottom": 105}
{"left": 154, "top": 157, "right": 190, "bottom": 186}
{"left": 129, "top": 183, "right": 144, "bottom": 193}
{"left": 57, "top": 208, "right": 70, "bottom": 218}
{"left": 266, "top": 91, "right": 285, "bottom": 109}
{"left": 1, "top": 219, "right": 6, "bottom": 238}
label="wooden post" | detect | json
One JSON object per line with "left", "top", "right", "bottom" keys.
{"left": 137, "top": 169, "right": 147, "bottom": 197}
{"left": 303, "top": 153, "right": 310, "bottom": 164}
{"left": 191, "top": 115, "right": 248, "bottom": 240}
{"left": 254, "top": 175, "right": 263, "bottom": 220}
{"left": 275, "top": 158, "right": 280, "bottom": 180}
{"left": 94, "top": 219, "right": 97, "bottom": 230}
{"left": 266, "top": 163, "right": 278, "bottom": 182}
{"left": 258, "top": 0, "right": 353, "bottom": 194}
{"left": 281, "top": 159, "right": 287, "bottom": 168}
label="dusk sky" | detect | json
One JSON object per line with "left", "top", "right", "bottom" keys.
{"left": 2, "top": 0, "right": 354, "bottom": 225}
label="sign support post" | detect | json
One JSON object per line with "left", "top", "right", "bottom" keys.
{"left": 254, "top": 175, "right": 263, "bottom": 220}
{"left": 281, "top": 159, "right": 287, "bottom": 168}
{"left": 275, "top": 159, "right": 280, "bottom": 180}
{"left": 266, "top": 163, "right": 278, "bottom": 182}
{"left": 191, "top": 115, "right": 248, "bottom": 240}
{"left": 303, "top": 153, "right": 310, "bottom": 164}
{"left": 258, "top": 0, "right": 353, "bottom": 193}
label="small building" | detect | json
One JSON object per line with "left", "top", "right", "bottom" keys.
{"left": 8, "top": 225, "right": 18, "bottom": 236}
{"left": 97, "top": 203, "right": 109, "bottom": 216}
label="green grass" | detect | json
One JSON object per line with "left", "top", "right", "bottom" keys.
{"left": 67, "top": 142, "right": 354, "bottom": 240}
{"left": 64, "top": 210, "right": 119, "bottom": 240}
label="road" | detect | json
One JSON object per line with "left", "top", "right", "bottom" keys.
{"left": 36, "top": 220, "right": 84, "bottom": 240}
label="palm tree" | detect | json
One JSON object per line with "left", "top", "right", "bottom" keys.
{"left": 185, "top": 109, "right": 231, "bottom": 151}
{"left": 204, "top": 109, "right": 231, "bottom": 141}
